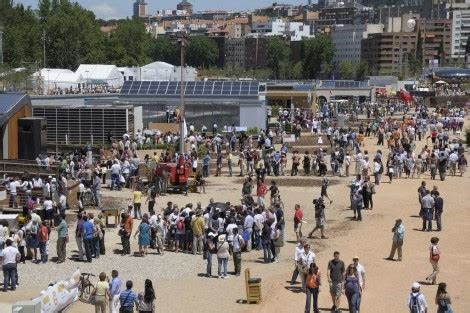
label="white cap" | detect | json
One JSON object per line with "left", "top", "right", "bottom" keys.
{"left": 412, "top": 282, "right": 420, "bottom": 289}
{"left": 207, "top": 232, "right": 216, "bottom": 238}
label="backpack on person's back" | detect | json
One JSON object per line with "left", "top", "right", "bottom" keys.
{"left": 176, "top": 217, "right": 185, "bottom": 231}
{"left": 437, "top": 298, "right": 449, "bottom": 311}
{"left": 409, "top": 293, "right": 421, "bottom": 313}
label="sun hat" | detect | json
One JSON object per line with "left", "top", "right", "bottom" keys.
{"left": 218, "top": 234, "right": 226, "bottom": 242}
{"left": 412, "top": 282, "right": 421, "bottom": 289}
{"left": 207, "top": 232, "right": 216, "bottom": 238}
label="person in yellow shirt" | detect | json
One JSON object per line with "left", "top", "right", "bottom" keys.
{"left": 133, "top": 189, "right": 142, "bottom": 219}
{"left": 191, "top": 210, "right": 205, "bottom": 254}
{"left": 92, "top": 272, "right": 111, "bottom": 313}
{"left": 152, "top": 152, "right": 160, "bottom": 164}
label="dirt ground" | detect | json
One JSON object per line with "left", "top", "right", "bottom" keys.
{"left": 2, "top": 120, "right": 469, "bottom": 313}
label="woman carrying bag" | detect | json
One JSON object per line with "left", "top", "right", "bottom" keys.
{"left": 426, "top": 237, "right": 440, "bottom": 285}
{"left": 92, "top": 272, "right": 111, "bottom": 313}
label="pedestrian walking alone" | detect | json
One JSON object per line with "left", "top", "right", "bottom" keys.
{"left": 426, "top": 237, "right": 440, "bottom": 285}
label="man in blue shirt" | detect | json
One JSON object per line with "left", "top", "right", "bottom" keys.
{"left": 109, "top": 269, "right": 122, "bottom": 312}
{"left": 203, "top": 152, "right": 211, "bottom": 177}
{"left": 82, "top": 215, "right": 94, "bottom": 262}
{"left": 119, "top": 280, "right": 138, "bottom": 313}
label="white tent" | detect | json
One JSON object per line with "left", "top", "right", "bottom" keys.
{"left": 34, "top": 68, "right": 85, "bottom": 90}
{"left": 75, "top": 64, "right": 124, "bottom": 87}
{"left": 140, "top": 61, "right": 197, "bottom": 81}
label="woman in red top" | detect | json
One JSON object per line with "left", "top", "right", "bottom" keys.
{"left": 294, "top": 204, "right": 304, "bottom": 242}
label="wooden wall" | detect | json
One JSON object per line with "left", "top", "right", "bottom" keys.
{"left": 7, "top": 105, "right": 32, "bottom": 159}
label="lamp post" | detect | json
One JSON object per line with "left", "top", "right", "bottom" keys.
{"left": 178, "top": 33, "right": 187, "bottom": 155}
{"left": 46, "top": 69, "right": 50, "bottom": 95}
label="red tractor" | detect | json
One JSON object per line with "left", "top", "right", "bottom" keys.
{"left": 155, "top": 155, "right": 190, "bottom": 195}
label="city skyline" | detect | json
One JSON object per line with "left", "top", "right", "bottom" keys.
{"left": 14, "top": 0, "right": 311, "bottom": 19}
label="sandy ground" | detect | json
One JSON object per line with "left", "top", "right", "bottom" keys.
{"left": 2, "top": 119, "right": 469, "bottom": 313}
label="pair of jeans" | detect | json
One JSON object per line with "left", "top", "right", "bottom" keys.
{"left": 304, "top": 287, "right": 319, "bottom": 313}
{"left": 83, "top": 238, "right": 93, "bottom": 262}
{"left": 76, "top": 236, "right": 84, "bottom": 261}
{"left": 93, "top": 237, "right": 100, "bottom": 258}
{"left": 346, "top": 291, "right": 361, "bottom": 313}
{"left": 228, "top": 160, "right": 233, "bottom": 176}
{"left": 233, "top": 251, "right": 242, "bottom": 275}
{"left": 422, "top": 209, "right": 433, "bottom": 231}
{"left": 217, "top": 257, "right": 228, "bottom": 277}
{"left": 262, "top": 240, "right": 272, "bottom": 263}
{"left": 57, "top": 237, "right": 67, "bottom": 262}
{"left": 245, "top": 228, "right": 253, "bottom": 252}
{"left": 436, "top": 213, "right": 442, "bottom": 231}
{"left": 93, "top": 189, "right": 101, "bottom": 207}
{"left": 192, "top": 234, "right": 203, "bottom": 254}
{"left": 110, "top": 173, "right": 120, "bottom": 190}
{"left": 206, "top": 252, "right": 213, "bottom": 276}
{"left": 9, "top": 194, "right": 18, "bottom": 208}
{"left": 39, "top": 241, "right": 48, "bottom": 263}
{"left": 203, "top": 165, "right": 209, "bottom": 177}
{"left": 254, "top": 230, "right": 262, "bottom": 250}
{"left": 2, "top": 263, "right": 17, "bottom": 290}
{"left": 121, "top": 235, "right": 130, "bottom": 254}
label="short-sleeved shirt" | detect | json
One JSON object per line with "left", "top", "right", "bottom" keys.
{"left": 328, "top": 259, "right": 345, "bottom": 283}
{"left": 57, "top": 220, "right": 68, "bottom": 238}
{"left": 95, "top": 281, "right": 109, "bottom": 297}
{"left": 120, "top": 289, "right": 137, "bottom": 308}
{"left": 133, "top": 191, "right": 142, "bottom": 204}
{"left": 2, "top": 246, "right": 19, "bottom": 265}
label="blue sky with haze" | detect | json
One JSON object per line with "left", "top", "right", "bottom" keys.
{"left": 14, "top": 0, "right": 310, "bottom": 19}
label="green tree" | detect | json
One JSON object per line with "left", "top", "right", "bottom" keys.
{"left": 266, "top": 37, "right": 289, "bottom": 79}
{"left": 415, "top": 28, "right": 423, "bottom": 68}
{"left": 40, "top": 0, "right": 105, "bottom": 69}
{"left": 302, "top": 35, "right": 335, "bottom": 79}
{"left": 106, "top": 19, "right": 154, "bottom": 66}
{"left": 2, "top": 3, "right": 42, "bottom": 67}
{"left": 185, "top": 36, "right": 218, "bottom": 69}
{"left": 339, "top": 61, "right": 355, "bottom": 79}
{"left": 152, "top": 36, "right": 179, "bottom": 65}
{"left": 355, "top": 62, "right": 369, "bottom": 80}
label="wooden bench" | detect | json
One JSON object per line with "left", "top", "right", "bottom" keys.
{"left": 245, "top": 268, "right": 261, "bottom": 304}
{"left": 102, "top": 208, "right": 120, "bottom": 227}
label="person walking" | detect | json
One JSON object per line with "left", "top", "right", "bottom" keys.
{"left": 426, "top": 237, "right": 441, "bottom": 285}
{"left": 344, "top": 264, "right": 362, "bottom": 313}
{"left": 294, "top": 204, "right": 304, "bottom": 242}
{"left": 352, "top": 256, "right": 366, "bottom": 290}
{"left": 108, "top": 270, "right": 122, "bottom": 313}
{"left": 299, "top": 244, "right": 315, "bottom": 291}
{"left": 216, "top": 234, "right": 230, "bottom": 278}
{"left": 304, "top": 263, "right": 321, "bottom": 313}
{"left": 407, "top": 282, "right": 428, "bottom": 313}
{"left": 421, "top": 190, "right": 435, "bottom": 232}
{"left": 261, "top": 222, "right": 272, "bottom": 264}
{"left": 119, "top": 280, "right": 139, "bottom": 313}
{"left": 387, "top": 219, "right": 405, "bottom": 261}
{"left": 435, "top": 282, "right": 453, "bottom": 313}
{"left": 308, "top": 197, "right": 327, "bottom": 239}
{"left": 92, "top": 272, "right": 111, "bottom": 313}
{"left": 327, "top": 251, "right": 345, "bottom": 313}
{"left": 56, "top": 214, "right": 68, "bottom": 263}
{"left": 2, "top": 239, "right": 20, "bottom": 292}
{"left": 137, "top": 279, "right": 156, "bottom": 313}
{"left": 121, "top": 213, "right": 133, "bottom": 255}
{"left": 290, "top": 237, "right": 306, "bottom": 285}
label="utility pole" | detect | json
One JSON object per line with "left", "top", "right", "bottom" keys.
{"left": 0, "top": 26, "right": 4, "bottom": 64}
{"left": 178, "top": 33, "right": 187, "bottom": 155}
{"left": 42, "top": 30, "right": 46, "bottom": 68}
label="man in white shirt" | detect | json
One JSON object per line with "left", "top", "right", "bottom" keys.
{"left": 290, "top": 237, "right": 307, "bottom": 285}
{"left": 2, "top": 239, "right": 20, "bottom": 292}
{"left": 352, "top": 256, "right": 366, "bottom": 289}
{"left": 253, "top": 210, "right": 264, "bottom": 250}
{"left": 7, "top": 178, "right": 20, "bottom": 208}
{"left": 407, "top": 282, "right": 428, "bottom": 313}
{"left": 110, "top": 161, "right": 121, "bottom": 191}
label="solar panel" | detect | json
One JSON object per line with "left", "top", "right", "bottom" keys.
{"left": 120, "top": 81, "right": 132, "bottom": 94}
{"left": 148, "top": 81, "right": 159, "bottom": 94}
{"left": 185, "top": 81, "right": 195, "bottom": 95}
{"left": 231, "top": 82, "right": 241, "bottom": 95}
{"left": 203, "top": 81, "right": 214, "bottom": 95}
{"left": 213, "top": 81, "right": 223, "bottom": 95}
{"left": 157, "top": 82, "right": 168, "bottom": 94}
{"left": 139, "top": 81, "right": 151, "bottom": 94}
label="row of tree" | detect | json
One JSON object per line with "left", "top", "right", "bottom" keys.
{"left": 1, "top": 0, "right": 365, "bottom": 80}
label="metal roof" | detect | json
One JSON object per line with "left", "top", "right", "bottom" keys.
{"left": 0, "top": 93, "right": 31, "bottom": 126}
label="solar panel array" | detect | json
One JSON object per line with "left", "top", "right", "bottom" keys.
{"left": 120, "top": 81, "right": 260, "bottom": 96}
{"left": 321, "top": 80, "right": 369, "bottom": 88}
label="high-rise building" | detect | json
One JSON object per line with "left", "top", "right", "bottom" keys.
{"left": 177, "top": 1, "right": 193, "bottom": 15}
{"left": 448, "top": 1, "right": 470, "bottom": 63}
{"left": 133, "top": 0, "right": 148, "bottom": 19}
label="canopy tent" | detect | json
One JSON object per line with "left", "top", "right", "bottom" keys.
{"left": 140, "top": 61, "right": 197, "bottom": 81}
{"left": 434, "top": 80, "right": 448, "bottom": 85}
{"left": 75, "top": 64, "right": 124, "bottom": 87}
{"left": 34, "top": 68, "right": 86, "bottom": 90}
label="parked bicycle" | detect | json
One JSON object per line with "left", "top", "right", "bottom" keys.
{"left": 78, "top": 272, "right": 95, "bottom": 303}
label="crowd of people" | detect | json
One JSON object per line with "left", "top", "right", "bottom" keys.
{"left": 1, "top": 97, "right": 466, "bottom": 312}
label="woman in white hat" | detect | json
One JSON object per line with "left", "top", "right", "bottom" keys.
{"left": 216, "top": 234, "right": 230, "bottom": 278}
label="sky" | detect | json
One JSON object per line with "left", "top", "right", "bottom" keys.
{"left": 14, "top": 0, "right": 310, "bottom": 19}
